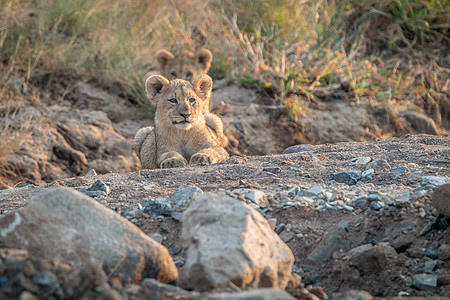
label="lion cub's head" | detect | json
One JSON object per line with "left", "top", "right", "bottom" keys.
{"left": 156, "top": 49, "right": 212, "bottom": 81}
{"left": 145, "top": 74, "right": 212, "bottom": 130}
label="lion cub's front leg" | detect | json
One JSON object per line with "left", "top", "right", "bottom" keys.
{"left": 159, "top": 151, "right": 188, "bottom": 169}
{"left": 190, "top": 147, "right": 229, "bottom": 166}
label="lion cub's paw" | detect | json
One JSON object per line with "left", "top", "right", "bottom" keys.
{"left": 190, "top": 153, "right": 213, "bottom": 166}
{"left": 161, "top": 157, "right": 188, "bottom": 169}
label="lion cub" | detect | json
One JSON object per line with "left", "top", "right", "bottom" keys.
{"left": 133, "top": 74, "right": 228, "bottom": 169}
{"left": 156, "top": 49, "right": 213, "bottom": 112}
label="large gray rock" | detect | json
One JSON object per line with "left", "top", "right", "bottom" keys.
{"left": 0, "top": 188, "right": 178, "bottom": 284}
{"left": 432, "top": 183, "right": 450, "bottom": 217}
{"left": 180, "top": 193, "right": 294, "bottom": 291}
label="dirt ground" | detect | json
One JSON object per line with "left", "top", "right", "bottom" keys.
{"left": 1, "top": 134, "right": 449, "bottom": 298}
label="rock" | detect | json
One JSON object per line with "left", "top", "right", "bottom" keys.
{"left": 205, "top": 288, "right": 297, "bottom": 300}
{"left": 282, "top": 144, "right": 314, "bottom": 154}
{"left": 180, "top": 193, "right": 294, "bottom": 291}
{"left": 330, "top": 289, "right": 374, "bottom": 300}
{"left": 19, "top": 291, "right": 38, "bottom": 300}
{"left": 307, "top": 223, "right": 351, "bottom": 262}
{"left": 349, "top": 244, "right": 397, "bottom": 275}
{"left": 0, "top": 188, "right": 177, "bottom": 284}
{"left": 361, "top": 169, "right": 374, "bottom": 177}
{"left": 353, "top": 157, "right": 371, "bottom": 164}
{"left": 85, "top": 169, "right": 97, "bottom": 177}
{"left": 331, "top": 170, "right": 362, "bottom": 186}
{"left": 421, "top": 176, "right": 450, "bottom": 187}
{"left": 425, "top": 248, "right": 438, "bottom": 259}
{"left": 424, "top": 260, "right": 438, "bottom": 271}
{"left": 88, "top": 180, "right": 110, "bottom": 194}
{"left": 143, "top": 186, "right": 203, "bottom": 216}
{"left": 438, "top": 244, "right": 450, "bottom": 260}
{"left": 300, "top": 186, "right": 323, "bottom": 198}
{"left": 389, "top": 234, "right": 413, "bottom": 251}
{"left": 390, "top": 166, "right": 408, "bottom": 174}
{"left": 369, "top": 201, "right": 385, "bottom": 211}
{"left": 245, "top": 190, "right": 269, "bottom": 207}
{"left": 404, "top": 111, "right": 439, "bottom": 135}
{"left": 412, "top": 273, "right": 437, "bottom": 291}
{"left": 143, "top": 198, "right": 173, "bottom": 216}
{"left": 366, "top": 159, "right": 391, "bottom": 172}
{"left": 169, "top": 186, "right": 203, "bottom": 207}
{"left": 431, "top": 183, "right": 450, "bottom": 217}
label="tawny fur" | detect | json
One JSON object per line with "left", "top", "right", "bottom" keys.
{"left": 156, "top": 49, "right": 213, "bottom": 112}
{"left": 133, "top": 74, "right": 228, "bottom": 169}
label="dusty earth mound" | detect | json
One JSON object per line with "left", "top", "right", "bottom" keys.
{"left": 0, "top": 134, "right": 449, "bottom": 299}
{"left": 1, "top": 75, "right": 448, "bottom": 186}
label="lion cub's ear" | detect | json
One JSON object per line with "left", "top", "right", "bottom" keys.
{"left": 156, "top": 49, "right": 175, "bottom": 69}
{"left": 192, "top": 74, "right": 212, "bottom": 101}
{"left": 195, "top": 49, "right": 213, "bottom": 71}
{"left": 145, "top": 75, "right": 170, "bottom": 104}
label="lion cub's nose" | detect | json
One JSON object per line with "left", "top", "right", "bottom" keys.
{"left": 179, "top": 112, "right": 191, "bottom": 119}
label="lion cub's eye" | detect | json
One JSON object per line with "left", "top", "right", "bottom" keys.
{"left": 170, "top": 72, "right": 177, "bottom": 79}
{"left": 189, "top": 97, "right": 196, "bottom": 105}
{"left": 186, "top": 72, "right": 193, "bottom": 80}
{"left": 168, "top": 98, "right": 178, "bottom": 105}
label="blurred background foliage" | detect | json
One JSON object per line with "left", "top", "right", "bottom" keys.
{"left": 0, "top": 0, "right": 448, "bottom": 112}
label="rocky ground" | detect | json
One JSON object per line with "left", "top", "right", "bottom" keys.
{"left": 1, "top": 134, "right": 449, "bottom": 299}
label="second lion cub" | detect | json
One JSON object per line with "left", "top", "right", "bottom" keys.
{"left": 133, "top": 74, "right": 228, "bottom": 169}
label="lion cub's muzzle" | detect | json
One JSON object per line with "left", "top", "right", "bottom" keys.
{"left": 172, "top": 112, "right": 193, "bottom": 129}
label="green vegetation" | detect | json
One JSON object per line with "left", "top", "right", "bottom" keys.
{"left": 0, "top": 0, "right": 448, "bottom": 112}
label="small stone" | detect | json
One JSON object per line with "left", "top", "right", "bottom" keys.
{"left": 275, "top": 223, "right": 286, "bottom": 234}
{"left": 307, "top": 186, "right": 323, "bottom": 197}
{"left": 343, "top": 205, "right": 355, "bottom": 212}
{"left": 331, "top": 170, "right": 362, "bottom": 186}
{"left": 370, "top": 201, "right": 385, "bottom": 211}
{"left": 267, "top": 218, "right": 277, "bottom": 230}
{"left": 32, "top": 271, "right": 58, "bottom": 287}
{"left": 438, "top": 244, "right": 450, "bottom": 260}
{"left": 143, "top": 199, "right": 173, "bottom": 216}
{"left": 150, "top": 233, "right": 163, "bottom": 244}
{"left": 412, "top": 274, "right": 437, "bottom": 291}
{"left": 391, "top": 166, "right": 408, "bottom": 174}
{"left": 431, "top": 183, "right": 450, "bottom": 217}
{"left": 349, "top": 244, "right": 373, "bottom": 256}
{"left": 424, "top": 260, "right": 437, "bottom": 271}
{"left": 362, "top": 169, "right": 374, "bottom": 177}
{"left": 169, "top": 186, "right": 204, "bottom": 208}
{"left": 19, "top": 291, "right": 38, "bottom": 300}
{"left": 245, "top": 190, "right": 268, "bottom": 207}
{"left": 88, "top": 180, "right": 110, "bottom": 194}
{"left": 85, "top": 169, "right": 97, "bottom": 177}
{"left": 282, "top": 144, "right": 314, "bottom": 154}
{"left": 353, "top": 199, "right": 369, "bottom": 210}
{"left": 425, "top": 248, "right": 438, "bottom": 259}
{"left": 262, "top": 167, "right": 282, "bottom": 174}
{"left": 395, "top": 192, "right": 410, "bottom": 202}
{"left": 171, "top": 212, "right": 182, "bottom": 222}
{"left": 421, "top": 176, "right": 450, "bottom": 187}
{"left": 280, "top": 231, "right": 295, "bottom": 243}
{"left": 354, "top": 157, "right": 371, "bottom": 164}
{"left": 174, "top": 260, "right": 185, "bottom": 268}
